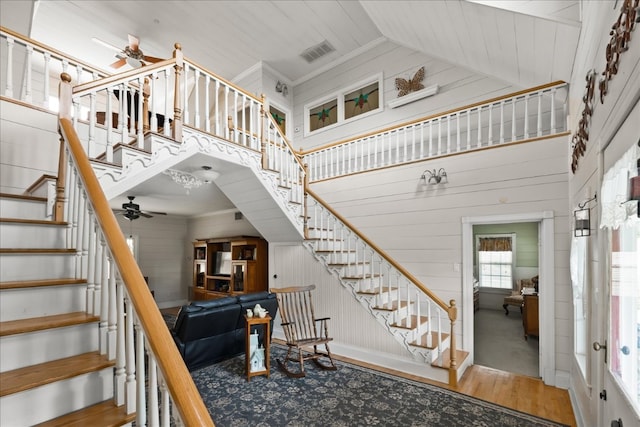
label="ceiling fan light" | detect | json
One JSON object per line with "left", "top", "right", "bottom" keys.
{"left": 126, "top": 56, "right": 142, "bottom": 68}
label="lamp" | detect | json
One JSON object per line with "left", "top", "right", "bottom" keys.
{"left": 275, "top": 80, "right": 288, "bottom": 97}
{"left": 192, "top": 165, "right": 220, "bottom": 183}
{"left": 574, "top": 193, "right": 597, "bottom": 237}
{"left": 421, "top": 168, "right": 447, "bottom": 184}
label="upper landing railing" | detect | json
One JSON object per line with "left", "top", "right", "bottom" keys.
{"left": 300, "top": 81, "right": 568, "bottom": 182}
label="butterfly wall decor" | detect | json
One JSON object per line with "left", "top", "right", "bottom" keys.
{"left": 395, "top": 66, "right": 425, "bottom": 97}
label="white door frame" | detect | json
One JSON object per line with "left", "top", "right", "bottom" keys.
{"left": 462, "top": 211, "right": 556, "bottom": 385}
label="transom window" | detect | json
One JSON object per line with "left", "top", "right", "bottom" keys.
{"left": 476, "top": 235, "right": 515, "bottom": 289}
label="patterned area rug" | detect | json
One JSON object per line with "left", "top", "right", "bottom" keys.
{"left": 190, "top": 344, "right": 568, "bottom": 427}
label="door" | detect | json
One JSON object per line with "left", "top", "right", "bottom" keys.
{"left": 596, "top": 225, "right": 640, "bottom": 426}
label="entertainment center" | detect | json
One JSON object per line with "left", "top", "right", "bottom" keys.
{"left": 192, "top": 236, "right": 268, "bottom": 300}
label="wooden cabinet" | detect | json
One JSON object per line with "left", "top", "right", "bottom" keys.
{"left": 192, "top": 236, "right": 268, "bottom": 300}
{"left": 523, "top": 294, "right": 539, "bottom": 339}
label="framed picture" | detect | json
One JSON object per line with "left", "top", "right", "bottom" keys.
{"left": 344, "top": 81, "right": 379, "bottom": 120}
{"left": 308, "top": 98, "right": 338, "bottom": 133}
{"left": 269, "top": 105, "right": 287, "bottom": 135}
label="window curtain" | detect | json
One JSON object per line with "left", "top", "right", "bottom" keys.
{"left": 570, "top": 236, "right": 588, "bottom": 314}
{"left": 600, "top": 142, "right": 639, "bottom": 229}
{"left": 479, "top": 237, "right": 512, "bottom": 251}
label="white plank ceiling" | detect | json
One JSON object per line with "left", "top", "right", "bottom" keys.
{"left": 23, "top": 0, "right": 581, "bottom": 88}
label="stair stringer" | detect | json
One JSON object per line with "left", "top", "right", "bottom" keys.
{"left": 302, "top": 240, "right": 447, "bottom": 370}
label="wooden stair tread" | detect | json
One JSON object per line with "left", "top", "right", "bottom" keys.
{"left": 0, "top": 352, "right": 114, "bottom": 397}
{"left": 410, "top": 331, "right": 450, "bottom": 349}
{"left": 0, "top": 278, "right": 87, "bottom": 290}
{"left": 431, "top": 348, "right": 469, "bottom": 369}
{"left": 342, "top": 273, "right": 381, "bottom": 280}
{"left": 0, "top": 218, "right": 68, "bottom": 226}
{"left": 390, "top": 315, "right": 429, "bottom": 330}
{"left": 356, "top": 286, "right": 397, "bottom": 295}
{"left": 34, "top": 399, "right": 135, "bottom": 427}
{"left": 373, "top": 300, "right": 408, "bottom": 311}
{"left": 0, "top": 312, "right": 99, "bottom": 336}
{"left": 0, "top": 248, "right": 76, "bottom": 254}
{"left": 0, "top": 193, "right": 47, "bottom": 202}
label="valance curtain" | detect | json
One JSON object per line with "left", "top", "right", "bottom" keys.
{"left": 478, "top": 237, "right": 512, "bottom": 252}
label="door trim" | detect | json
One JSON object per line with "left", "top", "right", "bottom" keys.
{"left": 462, "top": 211, "right": 556, "bottom": 385}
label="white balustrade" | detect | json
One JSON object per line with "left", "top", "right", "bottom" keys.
{"left": 303, "top": 82, "right": 568, "bottom": 182}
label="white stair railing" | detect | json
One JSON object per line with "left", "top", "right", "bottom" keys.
{"left": 301, "top": 81, "right": 568, "bottom": 182}
{"left": 59, "top": 76, "right": 213, "bottom": 426}
{"left": 1, "top": 26, "right": 108, "bottom": 110}
{"left": 303, "top": 187, "right": 458, "bottom": 378}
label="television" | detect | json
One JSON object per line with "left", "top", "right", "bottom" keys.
{"left": 214, "top": 251, "right": 232, "bottom": 276}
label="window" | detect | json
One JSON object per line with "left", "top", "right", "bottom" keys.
{"left": 126, "top": 234, "right": 138, "bottom": 261}
{"left": 477, "top": 235, "right": 515, "bottom": 289}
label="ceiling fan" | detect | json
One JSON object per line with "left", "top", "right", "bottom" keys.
{"left": 93, "top": 34, "right": 163, "bottom": 69}
{"left": 114, "top": 196, "right": 167, "bottom": 221}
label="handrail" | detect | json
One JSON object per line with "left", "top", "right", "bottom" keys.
{"left": 59, "top": 74, "right": 213, "bottom": 425}
{"left": 300, "top": 80, "right": 567, "bottom": 155}
{"left": 0, "top": 26, "right": 109, "bottom": 77}
{"left": 304, "top": 186, "right": 453, "bottom": 317}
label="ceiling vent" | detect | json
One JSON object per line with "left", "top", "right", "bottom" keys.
{"left": 300, "top": 40, "right": 335, "bottom": 63}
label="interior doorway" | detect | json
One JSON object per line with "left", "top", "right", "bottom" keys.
{"left": 472, "top": 224, "right": 540, "bottom": 377}
{"left": 461, "top": 212, "right": 556, "bottom": 386}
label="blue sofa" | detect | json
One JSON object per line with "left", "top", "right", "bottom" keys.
{"left": 171, "top": 291, "right": 278, "bottom": 371}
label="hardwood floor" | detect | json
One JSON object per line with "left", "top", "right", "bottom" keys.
{"left": 330, "top": 352, "right": 576, "bottom": 427}
{"left": 161, "top": 307, "right": 576, "bottom": 426}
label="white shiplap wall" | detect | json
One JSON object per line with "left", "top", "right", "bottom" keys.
{"left": 0, "top": 101, "right": 59, "bottom": 194}
{"left": 309, "top": 135, "right": 571, "bottom": 370}
{"left": 292, "top": 39, "right": 518, "bottom": 150}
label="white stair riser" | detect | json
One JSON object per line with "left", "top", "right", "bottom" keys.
{"left": 319, "top": 251, "right": 359, "bottom": 263}
{"left": 0, "top": 323, "right": 98, "bottom": 371}
{"left": 0, "top": 198, "right": 47, "bottom": 220}
{"left": 0, "top": 285, "right": 87, "bottom": 321}
{"left": 0, "top": 368, "right": 113, "bottom": 426}
{"left": 307, "top": 229, "right": 336, "bottom": 240}
{"left": 0, "top": 223, "right": 67, "bottom": 249}
{"left": 0, "top": 254, "right": 76, "bottom": 281}
{"left": 338, "top": 264, "right": 372, "bottom": 277}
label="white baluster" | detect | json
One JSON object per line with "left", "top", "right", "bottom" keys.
{"left": 524, "top": 94, "right": 530, "bottom": 139}
{"left": 537, "top": 91, "right": 542, "bottom": 137}
{"left": 164, "top": 69, "right": 170, "bottom": 136}
{"left": 151, "top": 71, "right": 158, "bottom": 132}
{"left": 194, "top": 68, "right": 200, "bottom": 128}
{"left": 148, "top": 356, "right": 159, "bottom": 427}
{"left": 106, "top": 87, "right": 114, "bottom": 162}
{"left": 126, "top": 300, "right": 136, "bottom": 413}
{"left": 429, "top": 121, "right": 433, "bottom": 156}
{"left": 437, "top": 119, "right": 442, "bottom": 155}
{"left": 224, "top": 85, "right": 230, "bottom": 139}
{"left": 499, "top": 101, "right": 505, "bottom": 143}
{"left": 88, "top": 91, "right": 96, "bottom": 156}
{"left": 99, "top": 239, "right": 109, "bottom": 354}
{"left": 43, "top": 52, "right": 51, "bottom": 108}
{"left": 456, "top": 113, "right": 461, "bottom": 152}
{"left": 446, "top": 115, "right": 451, "bottom": 153}
{"left": 23, "top": 45, "right": 33, "bottom": 103}
{"left": 205, "top": 75, "right": 211, "bottom": 133}
{"left": 136, "top": 321, "right": 147, "bottom": 427}
{"left": 160, "top": 375, "right": 171, "bottom": 427}
{"left": 183, "top": 64, "right": 190, "bottom": 126}
{"left": 511, "top": 99, "right": 517, "bottom": 142}
{"left": 93, "top": 229, "right": 103, "bottom": 317}
{"left": 86, "top": 210, "right": 96, "bottom": 314}
{"left": 115, "top": 279, "right": 126, "bottom": 405}
{"left": 214, "top": 79, "right": 220, "bottom": 136}
{"left": 550, "top": 88, "right": 557, "bottom": 134}
{"left": 488, "top": 105, "right": 493, "bottom": 145}
{"left": 107, "top": 259, "right": 117, "bottom": 360}
{"left": 466, "top": 111, "right": 471, "bottom": 150}
{"left": 477, "top": 107, "right": 482, "bottom": 147}
{"left": 5, "top": 37, "right": 14, "bottom": 97}
{"left": 137, "top": 78, "right": 144, "bottom": 148}
{"left": 426, "top": 302, "right": 432, "bottom": 347}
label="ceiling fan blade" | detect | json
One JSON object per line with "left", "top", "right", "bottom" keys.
{"left": 142, "top": 55, "right": 164, "bottom": 64}
{"left": 92, "top": 37, "right": 122, "bottom": 52}
{"left": 143, "top": 210, "right": 167, "bottom": 216}
{"left": 110, "top": 57, "right": 127, "bottom": 69}
{"left": 128, "top": 34, "right": 140, "bottom": 51}
{"left": 139, "top": 212, "right": 153, "bottom": 218}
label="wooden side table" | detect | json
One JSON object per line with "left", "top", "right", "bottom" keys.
{"left": 244, "top": 314, "right": 271, "bottom": 381}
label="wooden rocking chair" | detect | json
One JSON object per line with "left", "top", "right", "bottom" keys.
{"left": 272, "top": 285, "right": 337, "bottom": 378}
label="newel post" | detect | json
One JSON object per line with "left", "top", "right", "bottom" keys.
{"left": 54, "top": 73, "right": 72, "bottom": 222}
{"left": 172, "top": 43, "right": 183, "bottom": 142}
{"left": 448, "top": 299, "right": 458, "bottom": 386}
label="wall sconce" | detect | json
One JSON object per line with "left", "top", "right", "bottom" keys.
{"left": 421, "top": 168, "right": 447, "bottom": 184}
{"left": 275, "top": 80, "right": 288, "bottom": 97}
{"left": 574, "top": 193, "right": 597, "bottom": 237}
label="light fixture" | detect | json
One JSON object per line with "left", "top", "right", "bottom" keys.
{"left": 421, "top": 168, "right": 447, "bottom": 184}
{"left": 192, "top": 165, "right": 220, "bottom": 183}
{"left": 163, "top": 169, "right": 208, "bottom": 194}
{"left": 574, "top": 193, "right": 597, "bottom": 237}
{"left": 275, "top": 80, "right": 288, "bottom": 97}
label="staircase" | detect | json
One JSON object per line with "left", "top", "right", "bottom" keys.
{"left": 0, "top": 193, "right": 134, "bottom": 426}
